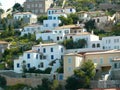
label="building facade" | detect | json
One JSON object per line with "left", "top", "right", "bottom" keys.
{"left": 13, "top": 12, "right": 37, "bottom": 24}
{"left": 14, "top": 43, "right": 65, "bottom": 73}
{"left": 21, "top": 24, "right": 41, "bottom": 36}
{"left": 23, "top": 0, "right": 53, "bottom": 15}
{"left": 63, "top": 53, "right": 83, "bottom": 80}
{"left": 64, "top": 50, "right": 120, "bottom": 79}
{"left": 42, "top": 7, "right": 76, "bottom": 30}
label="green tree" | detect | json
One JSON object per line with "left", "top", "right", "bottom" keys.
{"left": 85, "top": 19, "right": 96, "bottom": 32}
{"left": 65, "top": 60, "right": 95, "bottom": 90}
{"left": 68, "top": 13, "right": 79, "bottom": 24}
{"left": 0, "top": 9, "right": 4, "bottom": 14}
{"left": 112, "top": 23, "right": 120, "bottom": 36}
{"left": 62, "top": 39, "right": 74, "bottom": 49}
{"left": 12, "top": 3, "right": 24, "bottom": 12}
{"left": 37, "top": 15, "right": 48, "bottom": 24}
{"left": 59, "top": 16, "right": 73, "bottom": 26}
{"left": 6, "top": 84, "right": 31, "bottom": 90}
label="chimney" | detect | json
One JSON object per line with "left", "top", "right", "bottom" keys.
{"left": 91, "top": 30, "right": 94, "bottom": 34}
{"left": 77, "top": 21, "right": 80, "bottom": 25}
{"left": 40, "top": 42, "right": 42, "bottom": 45}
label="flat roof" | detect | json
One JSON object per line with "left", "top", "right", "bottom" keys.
{"left": 14, "top": 12, "right": 35, "bottom": 15}
{"left": 65, "top": 32, "right": 93, "bottom": 36}
{"left": 85, "top": 49, "right": 120, "bottom": 55}
{"left": 64, "top": 53, "right": 83, "bottom": 57}
{"left": 34, "top": 43, "right": 60, "bottom": 47}
{"left": 24, "top": 24, "right": 41, "bottom": 27}
{"left": 54, "top": 24, "right": 80, "bottom": 30}
{"left": 0, "top": 41, "right": 9, "bottom": 44}
{"left": 25, "top": 50, "right": 38, "bottom": 53}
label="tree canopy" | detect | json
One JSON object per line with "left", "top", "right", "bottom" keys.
{"left": 65, "top": 60, "right": 95, "bottom": 90}
{"left": 12, "top": 3, "right": 24, "bottom": 12}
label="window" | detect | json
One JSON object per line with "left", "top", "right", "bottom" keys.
{"left": 117, "top": 39, "right": 119, "bottom": 42}
{"left": 40, "top": 55, "right": 42, "bottom": 59}
{"left": 38, "top": 49, "right": 40, "bottom": 52}
{"left": 27, "top": 63, "right": 30, "bottom": 68}
{"left": 39, "top": 4, "right": 42, "bottom": 7}
{"left": 59, "top": 31, "right": 62, "bottom": 33}
{"left": 53, "top": 17, "right": 56, "bottom": 20}
{"left": 17, "top": 63, "right": 20, "bottom": 68}
{"left": 48, "top": 16, "right": 52, "bottom": 20}
{"left": 45, "top": 24, "right": 48, "bottom": 27}
{"left": 70, "top": 36, "right": 72, "bottom": 39}
{"left": 114, "top": 39, "right": 116, "bottom": 43}
{"left": 92, "top": 44, "right": 95, "bottom": 48}
{"left": 97, "top": 43, "right": 100, "bottom": 48}
{"left": 68, "top": 67, "right": 72, "bottom": 72}
{"left": 27, "top": 54, "right": 30, "bottom": 59}
{"left": 43, "top": 48, "right": 46, "bottom": 53}
{"left": 108, "top": 40, "right": 111, "bottom": 43}
{"left": 48, "top": 36, "right": 50, "bottom": 40}
{"left": 61, "top": 48, "right": 63, "bottom": 52}
{"left": 68, "top": 57, "right": 72, "bottom": 63}
{"left": 61, "top": 55, "right": 63, "bottom": 60}
{"left": 65, "top": 30, "right": 69, "bottom": 34}
{"left": 114, "top": 63, "right": 117, "bottom": 69}
{"left": 51, "top": 55, "right": 54, "bottom": 59}
{"left": 40, "top": 62, "right": 44, "bottom": 68}
{"left": 38, "top": 64, "right": 40, "bottom": 68}
{"left": 65, "top": 37, "right": 67, "bottom": 39}
{"left": 48, "top": 11, "right": 51, "bottom": 14}
{"left": 109, "top": 58, "right": 112, "bottom": 64}
{"left": 97, "top": 18, "right": 100, "bottom": 23}
{"left": 52, "top": 11, "right": 54, "bottom": 14}
{"left": 57, "top": 37, "right": 59, "bottom": 40}
{"left": 94, "top": 59, "right": 97, "bottom": 63}
{"left": 100, "top": 58, "right": 103, "bottom": 64}
{"left": 36, "top": 54, "right": 38, "bottom": 59}
{"left": 51, "top": 48, "right": 53, "bottom": 52}
{"left": 53, "top": 23, "right": 56, "bottom": 27}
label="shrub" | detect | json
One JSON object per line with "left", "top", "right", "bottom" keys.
{"left": 0, "top": 75, "right": 6, "bottom": 88}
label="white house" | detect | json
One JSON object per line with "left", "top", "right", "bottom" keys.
{"left": 36, "top": 24, "right": 85, "bottom": 42}
{"left": 13, "top": 12, "right": 37, "bottom": 24}
{"left": 21, "top": 24, "right": 41, "bottom": 36}
{"left": 77, "top": 11, "right": 106, "bottom": 23}
{"left": 42, "top": 7, "right": 76, "bottom": 30}
{"left": 64, "top": 32, "right": 100, "bottom": 48}
{"left": 102, "top": 36, "right": 120, "bottom": 50}
{"left": 14, "top": 43, "right": 65, "bottom": 73}
{"left": 36, "top": 25, "right": 71, "bottom": 42}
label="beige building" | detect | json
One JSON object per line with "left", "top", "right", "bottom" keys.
{"left": 64, "top": 50, "right": 120, "bottom": 79}
{"left": 63, "top": 53, "right": 83, "bottom": 80}
{"left": 24, "top": 0, "right": 53, "bottom": 15}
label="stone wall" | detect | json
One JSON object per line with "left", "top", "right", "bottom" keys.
{"left": 91, "top": 80, "right": 120, "bottom": 88}
{"left": 0, "top": 73, "right": 64, "bottom": 87}
{"left": 1, "top": 74, "right": 42, "bottom": 87}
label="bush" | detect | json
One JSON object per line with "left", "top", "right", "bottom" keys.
{"left": 6, "top": 84, "right": 31, "bottom": 90}
{"left": 0, "top": 75, "right": 6, "bottom": 88}
{"left": 26, "top": 67, "right": 52, "bottom": 74}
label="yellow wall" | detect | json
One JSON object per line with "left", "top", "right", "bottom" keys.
{"left": 63, "top": 51, "right": 120, "bottom": 80}
{"left": 85, "top": 52, "right": 120, "bottom": 69}
{"left": 64, "top": 55, "right": 83, "bottom": 80}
